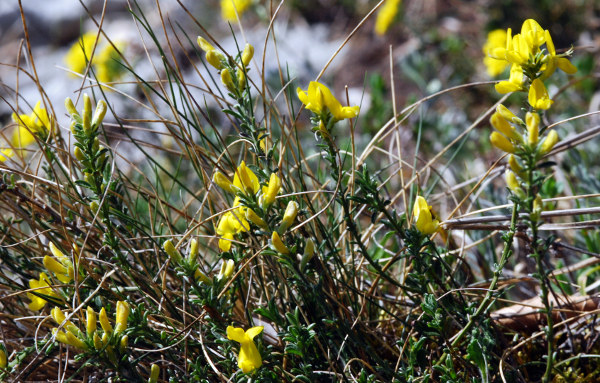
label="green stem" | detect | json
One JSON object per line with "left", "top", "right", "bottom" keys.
{"left": 435, "top": 202, "right": 518, "bottom": 367}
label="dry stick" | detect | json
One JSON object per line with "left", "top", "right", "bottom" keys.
{"left": 443, "top": 206, "right": 600, "bottom": 228}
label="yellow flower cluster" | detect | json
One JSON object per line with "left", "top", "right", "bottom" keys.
{"left": 65, "top": 32, "right": 126, "bottom": 84}
{"left": 51, "top": 301, "right": 130, "bottom": 360}
{"left": 490, "top": 104, "right": 559, "bottom": 159}
{"left": 197, "top": 37, "right": 254, "bottom": 95}
{"left": 2, "top": 101, "right": 52, "bottom": 162}
{"left": 297, "top": 81, "right": 360, "bottom": 123}
{"left": 374, "top": 0, "right": 402, "bottom": 36}
{"left": 485, "top": 19, "right": 576, "bottom": 94}
{"left": 27, "top": 242, "right": 80, "bottom": 311}
{"left": 226, "top": 325, "right": 263, "bottom": 373}
{"left": 213, "top": 162, "right": 282, "bottom": 252}
{"left": 221, "top": 0, "right": 252, "bottom": 22}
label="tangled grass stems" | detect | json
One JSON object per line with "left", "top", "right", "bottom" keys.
{"left": 1, "top": 1, "right": 600, "bottom": 382}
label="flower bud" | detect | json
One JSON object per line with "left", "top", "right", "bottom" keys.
{"left": 63, "top": 330, "right": 88, "bottom": 350}
{"left": 278, "top": 201, "right": 299, "bottom": 233}
{"left": 93, "top": 332, "right": 103, "bottom": 350}
{"left": 205, "top": 50, "right": 224, "bottom": 70}
{"left": 213, "top": 172, "right": 235, "bottom": 194}
{"left": 90, "top": 201, "right": 100, "bottom": 216}
{"left": 241, "top": 43, "right": 254, "bottom": 67}
{"left": 491, "top": 112, "right": 521, "bottom": 142}
{"left": 197, "top": 36, "right": 215, "bottom": 52}
{"left": 220, "top": 68, "right": 236, "bottom": 93}
{"left": 217, "top": 259, "right": 235, "bottom": 281}
{"left": 149, "top": 364, "right": 160, "bottom": 383}
{"left": 496, "top": 104, "right": 523, "bottom": 125}
{"left": 194, "top": 268, "right": 212, "bottom": 284}
{"left": 83, "top": 94, "right": 92, "bottom": 133}
{"left": 262, "top": 173, "right": 281, "bottom": 208}
{"left": 0, "top": 344, "right": 7, "bottom": 369}
{"left": 86, "top": 306, "right": 97, "bottom": 336}
{"left": 188, "top": 238, "right": 199, "bottom": 264}
{"left": 490, "top": 131, "right": 515, "bottom": 153}
{"left": 246, "top": 208, "right": 267, "bottom": 229}
{"left": 92, "top": 100, "right": 107, "bottom": 128}
{"left": 44, "top": 256, "right": 68, "bottom": 276}
{"left": 74, "top": 146, "right": 85, "bottom": 162}
{"left": 539, "top": 130, "right": 559, "bottom": 155}
{"left": 505, "top": 170, "right": 524, "bottom": 199}
{"left": 237, "top": 68, "right": 246, "bottom": 92}
{"left": 300, "top": 238, "right": 315, "bottom": 271}
{"left": 115, "top": 301, "right": 130, "bottom": 333}
{"left": 99, "top": 307, "right": 113, "bottom": 334}
{"left": 163, "top": 239, "right": 183, "bottom": 264}
{"left": 65, "top": 97, "right": 78, "bottom": 117}
{"left": 119, "top": 335, "right": 128, "bottom": 352}
{"left": 271, "top": 231, "right": 290, "bottom": 255}
{"left": 526, "top": 112, "right": 540, "bottom": 145}
{"left": 508, "top": 155, "right": 523, "bottom": 176}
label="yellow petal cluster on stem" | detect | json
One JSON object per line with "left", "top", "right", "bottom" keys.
{"left": 297, "top": 81, "right": 360, "bottom": 121}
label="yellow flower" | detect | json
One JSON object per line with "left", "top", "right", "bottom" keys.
{"left": 412, "top": 196, "right": 439, "bottom": 235}
{"left": 65, "top": 32, "right": 125, "bottom": 83}
{"left": 65, "top": 32, "right": 97, "bottom": 75}
{"left": 221, "top": 0, "right": 252, "bottom": 22}
{"left": 297, "top": 81, "right": 360, "bottom": 121}
{"left": 226, "top": 325, "right": 263, "bottom": 373}
{"left": 374, "top": 0, "right": 402, "bottom": 36}
{"left": 520, "top": 19, "right": 545, "bottom": 54}
{"left": 216, "top": 199, "right": 250, "bottom": 252}
{"left": 3, "top": 101, "right": 52, "bottom": 162}
{"left": 490, "top": 131, "right": 516, "bottom": 153}
{"left": 43, "top": 243, "right": 74, "bottom": 284}
{"left": 528, "top": 79, "right": 553, "bottom": 110}
{"left": 495, "top": 64, "right": 524, "bottom": 94}
{"left": 483, "top": 29, "right": 509, "bottom": 76}
{"left": 27, "top": 272, "right": 58, "bottom": 311}
{"left": 233, "top": 161, "right": 260, "bottom": 195}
